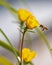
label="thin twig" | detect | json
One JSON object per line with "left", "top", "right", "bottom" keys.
{"left": 20, "top": 28, "right": 27, "bottom": 65}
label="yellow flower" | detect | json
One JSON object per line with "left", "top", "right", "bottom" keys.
{"left": 18, "top": 8, "right": 32, "bottom": 22}
{"left": 22, "top": 48, "right": 37, "bottom": 62}
{"left": 18, "top": 8, "right": 40, "bottom": 29}
{"left": 26, "top": 15, "right": 40, "bottom": 29}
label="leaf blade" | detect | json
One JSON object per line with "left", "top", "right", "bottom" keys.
{"left": 0, "top": 55, "right": 13, "bottom": 65}
{"left": 0, "top": 40, "right": 19, "bottom": 56}
{"left": 0, "top": 28, "right": 12, "bottom": 45}
{"left": 36, "top": 27, "right": 52, "bottom": 54}
{"left": 0, "top": 1, "right": 17, "bottom": 14}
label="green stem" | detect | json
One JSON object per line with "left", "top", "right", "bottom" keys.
{"left": 0, "top": 40, "right": 19, "bottom": 56}
{"left": 0, "top": 1, "right": 20, "bottom": 62}
{"left": 21, "top": 32, "right": 25, "bottom": 59}
{"left": 20, "top": 28, "right": 27, "bottom": 65}
{"left": 0, "top": 29, "right": 20, "bottom": 64}
{"left": 0, "top": 40, "right": 20, "bottom": 64}
{"left": 0, "top": 28, "right": 12, "bottom": 46}
{"left": 36, "top": 27, "right": 52, "bottom": 54}
{"left": 0, "top": 1, "right": 17, "bottom": 14}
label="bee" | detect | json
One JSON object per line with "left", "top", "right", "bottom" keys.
{"left": 40, "top": 25, "right": 48, "bottom": 31}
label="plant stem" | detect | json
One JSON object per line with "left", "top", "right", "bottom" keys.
{"left": 0, "top": 29, "right": 18, "bottom": 58}
{"left": 0, "top": 29, "right": 20, "bottom": 64}
{"left": 36, "top": 27, "right": 52, "bottom": 54}
{"left": 0, "top": 40, "right": 19, "bottom": 56}
{"left": 0, "top": 28, "right": 12, "bottom": 46}
{"left": 20, "top": 28, "right": 27, "bottom": 65}
{"left": 0, "top": 1, "right": 17, "bottom": 14}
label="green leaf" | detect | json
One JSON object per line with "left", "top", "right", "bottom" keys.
{"left": 36, "top": 27, "right": 52, "bottom": 54}
{"left": 23, "top": 61, "right": 34, "bottom": 65}
{"left": 27, "top": 30, "right": 35, "bottom": 33}
{"left": 0, "top": 55, "right": 13, "bottom": 65}
{"left": 0, "top": 1, "right": 17, "bottom": 14}
{"left": 28, "top": 61, "right": 34, "bottom": 65}
{"left": 0, "top": 40, "right": 21, "bottom": 65}
{"left": 0, "top": 28, "right": 12, "bottom": 46}
{"left": 0, "top": 29, "right": 20, "bottom": 62}
{"left": 0, "top": 40, "right": 19, "bottom": 56}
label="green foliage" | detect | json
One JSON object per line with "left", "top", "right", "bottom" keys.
{"left": 0, "top": 40, "right": 19, "bottom": 56}
{"left": 0, "top": 28, "right": 12, "bottom": 45}
{"left": 23, "top": 61, "right": 34, "bottom": 65}
{"left": 36, "top": 27, "right": 52, "bottom": 54}
{"left": 0, "top": 28, "right": 20, "bottom": 60}
{"left": 0, "top": 55, "right": 13, "bottom": 65}
{"left": 0, "top": 1, "right": 17, "bottom": 14}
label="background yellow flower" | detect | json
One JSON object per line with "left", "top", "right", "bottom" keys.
{"left": 22, "top": 48, "right": 37, "bottom": 62}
